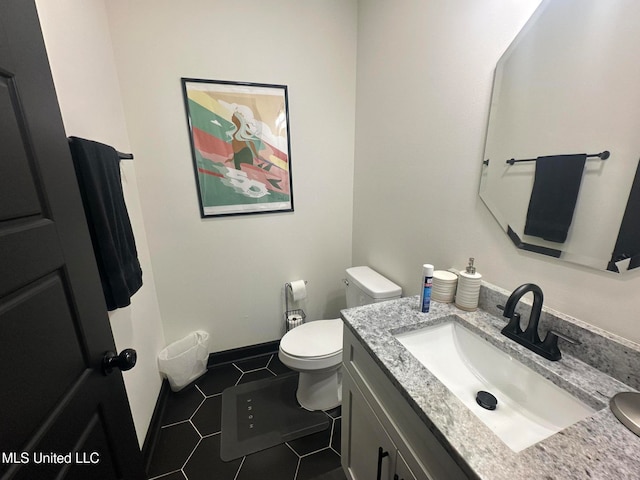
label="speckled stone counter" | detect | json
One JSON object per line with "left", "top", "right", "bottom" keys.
{"left": 340, "top": 284, "right": 640, "bottom": 480}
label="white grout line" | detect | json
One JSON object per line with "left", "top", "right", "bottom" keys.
{"left": 232, "top": 456, "right": 246, "bottom": 480}
{"left": 232, "top": 363, "right": 244, "bottom": 374}
{"left": 284, "top": 441, "right": 302, "bottom": 458}
{"left": 160, "top": 419, "right": 190, "bottom": 429}
{"left": 298, "top": 446, "right": 333, "bottom": 458}
{"left": 266, "top": 353, "right": 275, "bottom": 369}
{"left": 202, "top": 391, "right": 222, "bottom": 399}
{"left": 147, "top": 468, "right": 182, "bottom": 480}
{"left": 189, "top": 395, "right": 207, "bottom": 421}
{"left": 181, "top": 435, "right": 202, "bottom": 471}
{"left": 328, "top": 419, "right": 336, "bottom": 448}
{"left": 195, "top": 384, "right": 206, "bottom": 397}
{"left": 292, "top": 456, "right": 301, "bottom": 480}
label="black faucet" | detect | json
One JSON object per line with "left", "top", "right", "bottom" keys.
{"left": 500, "top": 283, "right": 578, "bottom": 361}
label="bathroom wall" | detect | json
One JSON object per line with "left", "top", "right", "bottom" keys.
{"left": 35, "top": 0, "right": 166, "bottom": 446}
{"left": 352, "top": 0, "right": 640, "bottom": 344}
{"left": 103, "top": 0, "right": 358, "bottom": 351}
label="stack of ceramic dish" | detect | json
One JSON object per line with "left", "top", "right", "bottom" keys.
{"left": 454, "top": 269, "right": 482, "bottom": 311}
{"left": 431, "top": 270, "right": 458, "bottom": 303}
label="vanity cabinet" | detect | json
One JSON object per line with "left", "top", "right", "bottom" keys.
{"left": 341, "top": 326, "right": 468, "bottom": 480}
{"left": 343, "top": 367, "right": 417, "bottom": 480}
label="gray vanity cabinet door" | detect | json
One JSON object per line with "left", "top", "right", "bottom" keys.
{"left": 342, "top": 368, "right": 397, "bottom": 480}
{"left": 396, "top": 450, "right": 419, "bottom": 480}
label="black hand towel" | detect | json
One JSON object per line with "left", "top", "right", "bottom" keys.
{"left": 68, "top": 136, "right": 142, "bottom": 310}
{"left": 524, "top": 154, "right": 587, "bottom": 243}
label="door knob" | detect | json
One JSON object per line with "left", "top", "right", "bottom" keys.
{"left": 102, "top": 348, "right": 137, "bottom": 375}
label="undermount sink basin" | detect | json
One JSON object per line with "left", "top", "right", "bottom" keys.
{"left": 394, "top": 319, "right": 596, "bottom": 452}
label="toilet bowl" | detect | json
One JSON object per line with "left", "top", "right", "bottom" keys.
{"left": 278, "top": 319, "right": 343, "bottom": 411}
{"left": 278, "top": 266, "right": 402, "bottom": 411}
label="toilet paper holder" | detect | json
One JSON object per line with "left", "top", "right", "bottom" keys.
{"left": 284, "top": 281, "right": 307, "bottom": 332}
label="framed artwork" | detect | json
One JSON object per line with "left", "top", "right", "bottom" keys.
{"left": 181, "top": 78, "right": 294, "bottom": 217}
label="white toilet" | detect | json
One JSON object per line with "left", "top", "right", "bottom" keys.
{"left": 278, "top": 266, "right": 402, "bottom": 411}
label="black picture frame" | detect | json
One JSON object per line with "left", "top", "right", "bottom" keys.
{"left": 181, "top": 78, "right": 294, "bottom": 217}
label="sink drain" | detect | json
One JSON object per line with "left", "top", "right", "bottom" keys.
{"left": 476, "top": 391, "right": 497, "bottom": 410}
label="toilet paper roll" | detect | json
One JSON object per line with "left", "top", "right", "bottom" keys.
{"left": 287, "top": 314, "right": 303, "bottom": 330}
{"left": 289, "top": 280, "right": 307, "bottom": 301}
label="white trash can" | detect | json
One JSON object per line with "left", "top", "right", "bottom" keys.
{"left": 158, "top": 330, "right": 209, "bottom": 391}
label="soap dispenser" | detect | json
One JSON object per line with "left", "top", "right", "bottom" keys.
{"left": 455, "top": 258, "right": 482, "bottom": 311}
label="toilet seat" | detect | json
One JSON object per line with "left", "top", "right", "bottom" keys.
{"left": 280, "top": 319, "right": 342, "bottom": 358}
{"left": 279, "top": 319, "right": 343, "bottom": 371}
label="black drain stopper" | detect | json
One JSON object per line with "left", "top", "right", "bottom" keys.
{"left": 476, "top": 391, "right": 498, "bottom": 410}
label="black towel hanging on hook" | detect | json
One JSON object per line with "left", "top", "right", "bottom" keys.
{"left": 68, "top": 136, "right": 142, "bottom": 310}
{"left": 524, "top": 154, "right": 587, "bottom": 243}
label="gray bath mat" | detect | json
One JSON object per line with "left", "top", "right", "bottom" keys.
{"left": 220, "top": 373, "right": 330, "bottom": 461}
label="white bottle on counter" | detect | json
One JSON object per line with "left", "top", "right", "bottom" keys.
{"left": 455, "top": 258, "right": 482, "bottom": 311}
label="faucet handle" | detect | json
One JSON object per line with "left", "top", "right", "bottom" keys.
{"left": 540, "top": 330, "right": 580, "bottom": 361}
{"left": 547, "top": 330, "right": 581, "bottom": 345}
{"left": 498, "top": 304, "right": 522, "bottom": 335}
{"left": 502, "top": 312, "right": 522, "bottom": 335}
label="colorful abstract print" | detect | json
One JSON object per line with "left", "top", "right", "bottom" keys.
{"left": 185, "top": 84, "right": 291, "bottom": 215}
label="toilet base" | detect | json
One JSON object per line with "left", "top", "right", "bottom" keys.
{"left": 296, "top": 366, "right": 342, "bottom": 411}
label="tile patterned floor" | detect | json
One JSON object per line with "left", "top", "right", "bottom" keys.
{"left": 147, "top": 353, "right": 346, "bottom": 480}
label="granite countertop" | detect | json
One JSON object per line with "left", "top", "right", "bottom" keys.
{"left": 340, "top": 293, "right": 640, "bottom": 480}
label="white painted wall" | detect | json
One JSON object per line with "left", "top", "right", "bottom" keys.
{"left": 103, "top": 0, "right": 358, "bottom": 351}
{"left": 353, "top": 0, "right": 640, "bottom": 344}
{"left": 36, "top": 0, "right": 166, "bottom": 447}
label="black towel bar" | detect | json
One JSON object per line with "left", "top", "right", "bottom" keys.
{"left": 67, "top": 138, "right": 133, "bottom": 160}
{"left": 506, "top": 150, "right": 609, "bottom": 165}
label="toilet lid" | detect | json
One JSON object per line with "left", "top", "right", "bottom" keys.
{"left": 280, "top": 319, "right": 343, "bottom": 358}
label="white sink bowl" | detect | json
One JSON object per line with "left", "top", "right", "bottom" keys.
{"left": 394, "top": 319, "right": 596, "bottom": 452}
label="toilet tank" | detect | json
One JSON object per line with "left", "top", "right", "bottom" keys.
{"left": 345, "top": 266, "right": 402, "bottom": 308}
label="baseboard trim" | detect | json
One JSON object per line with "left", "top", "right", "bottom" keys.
{"left": 207, "top": 340, "right": 280, "bottom": 367}
{"left": 141, "top": 378, "right": 171, "bottom": 475}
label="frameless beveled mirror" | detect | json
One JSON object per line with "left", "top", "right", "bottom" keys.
{"left": 480, "top": 0, "right": 640, "bottom": 274}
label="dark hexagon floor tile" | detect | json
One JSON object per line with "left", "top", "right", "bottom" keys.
{"left": 191, "top": 395, "right": 222, "bottom": 436}
{"left": 237, "top": 369, "right": 276, "bottom": 384}
{"left": 196, "top": 363, "right": 242, "bottom": 396}
{"left": 234, "top": 354, "right": 273, "bottom": 372}
{"left": 151, "top": 471, "right": 186, "bottom": 480}
{"left": 267, "top": 354, "right": 293, "bottom": 375}
{"left": 236, "top": 443, "right": 299, "bottom": 480}
{"left": 183, "top": 434, "right": 242, "bottom": 480}
{"left": 161, "top": 385, "right": 205, "bottom": 426}
{"left": 296, "top": 448, "right": 341, "bottom": 480}
{"left": 331, "top": 418, "right": 341, "bottom": 453}
{"left": 324, "top": 405, "right": 341, "bottom": 419}
{"left": 147, "top": 422, "right": 200, "bottom": 478}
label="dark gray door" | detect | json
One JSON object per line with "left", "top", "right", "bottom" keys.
{"left": 0, "top": 1, "right": 145, "bottom": 478}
